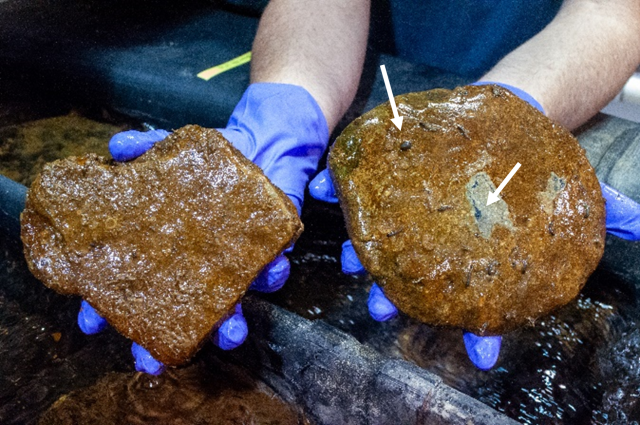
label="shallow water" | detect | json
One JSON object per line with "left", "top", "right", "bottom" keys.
{"left": 39, "top": 359, "right": 308, "bottom": 425}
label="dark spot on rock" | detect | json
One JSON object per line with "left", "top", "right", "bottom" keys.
{"left": 419, "top": 122, "right": 439, "bottom": 131}
{"left": 473, "top": 205, "right": 482, "bottom": 219}
{"left": 509, "top": 247, "right": 528, "bottom": 274}
{"left": 386, "top": 228, "right": 404, "bottom": 237}
{"left": 550, "top": 173, "right": 566, "bottom": 192}
{"left": 548, "top": 222, "right": 555, "bottom": 236}
{"left": 486, "top": 261, "right": 499, "bottom": 276}
{"left": 400, "top": 141, "right": 412, "bottom": 151}
{"left": 437, "top": 205, "right": 452, "bottom": 212}
{"left": 457, "top": 125, "right": 470, "bottom": 140}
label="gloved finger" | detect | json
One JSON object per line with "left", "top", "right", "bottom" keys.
{"left": 282, "top": 191, "right": 304, "bottom": 249}
{"left": 250, "top": 254, "right": 290, "bottom": 293}
{"left": 284, "top": 193, "right": 304, "bottom": 217}
{"left": 368, "top": 283, "right": 399, "bottom": 322}
{"left": 212, "top": 304, "right": 248, "bottom": 350}
{"left": 131, "top": 342, "right": 165, "bottom": 375}
{"left": 109, "top": 129, "right": 170, "bottom": 162}
{"left": 77, "top": 300, "right": 108, "bottom": 335}
{"left": 601, "top": 183, "right": 640, "bottom": 241}
{"left": 342, "top": 240, "right": 366, "bottom": 275}
{"left": 308, "top": 168, "right": 339, "bottom": 203}
{"left": 218, "top": 127, "right": 254, "bottom": 162}
{"left": 462, "top": 331, "right": 502, "bottom": 371}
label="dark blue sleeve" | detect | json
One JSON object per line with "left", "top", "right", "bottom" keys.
{"left": 389, "top": 0, "right": 563, "bottom": 78}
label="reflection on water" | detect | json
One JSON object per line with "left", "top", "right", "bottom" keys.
{"left": 39, "top": 360, "right": 308, "bottom": 425}
{"left": 398, "top": 294, "right": 615, "bottom": 424}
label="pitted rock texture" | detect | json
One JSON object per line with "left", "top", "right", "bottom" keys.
{"left": 21, "top": 125, "right": 302, "bottom": 365}
{"left": 329, "top": 85, "right": 605, "bottom": 334}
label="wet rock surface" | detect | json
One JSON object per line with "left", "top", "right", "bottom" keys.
{"left": 20, "top": 125, "right": 302, "bottom": 365}
{"left": 329, "top": 85, "right": 606, "bottom": 334}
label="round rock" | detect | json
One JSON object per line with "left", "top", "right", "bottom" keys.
{"left": 329, "top": 85, "right": 605, "bottom": 334}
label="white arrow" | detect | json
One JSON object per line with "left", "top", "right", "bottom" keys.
{"left": 487, "top": 162, "right": 521, "bottom": 206}
{"left": 380, "top": 65, "right": 403, "bottom": 130}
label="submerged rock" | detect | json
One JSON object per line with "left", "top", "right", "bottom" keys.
{"left": 21, "top": 125, "right": 302, "bottom": 365}
{"left": 39, "top": 359, "right": 308, "bottom": 425}
{"left": 329, "top": 85, "right": 605, "bottom": 334}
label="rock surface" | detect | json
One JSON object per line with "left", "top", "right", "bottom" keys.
{"left": 329, "top": 85, "right": 605, "bottom": 334}
{"left": 21, "top": 125, "right": 302, "bottom": 365}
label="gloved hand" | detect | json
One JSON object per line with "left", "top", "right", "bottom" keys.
{"left": 78, "top": 83, "right": 329, "bottom": 375}
{"left": 309, "top": 82, "right": 640, "bottom": 371}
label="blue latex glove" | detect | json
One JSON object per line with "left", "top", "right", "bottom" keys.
{"left": 80, "top": 83, "right": 329, "bottom": 374}
{"left": 600, "top": 183, "right": 640, "bottom": 241}
{"left": 309, "top": 81, "right": 640, "bottom": 370}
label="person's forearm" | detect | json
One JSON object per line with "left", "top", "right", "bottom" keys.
{"left": 481, "top": 0, "right": 640, "bottom": 130}
{"left": 250, "top": 0, "right": 370, "bottom": 132}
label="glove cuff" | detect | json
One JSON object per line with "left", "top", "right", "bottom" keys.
{"left": 220, "top": 83, "right": 330, "bottom": 214}
{"left": 472, "top": 81, "right": 545, "bottom": 115}
{"left": 226, "top": 82, "right": 330, "bottom": 150}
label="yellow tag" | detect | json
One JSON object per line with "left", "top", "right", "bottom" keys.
{"left": 197, "top": 51, "right": 252, "bottom": 81}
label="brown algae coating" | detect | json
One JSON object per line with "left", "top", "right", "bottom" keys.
{"left": 329, "top": 85, "right": 605, "bottom": 334}
{"left": 39, "top": 365, "right": 309, "bottom": 425}
{"left": 21, "top": 125, "right": 303, "bottom": 365}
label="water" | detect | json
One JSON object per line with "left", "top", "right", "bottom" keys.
{"left": 39, "top": 359, "right": 308, "bottom": 424}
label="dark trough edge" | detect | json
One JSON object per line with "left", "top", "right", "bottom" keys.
{"left": 0, "top": 174, "right": 26, "bottom": 240}
{"left": 222, "top": 295, "right": 521, "bottom": 425}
